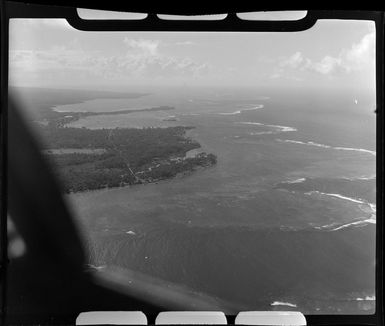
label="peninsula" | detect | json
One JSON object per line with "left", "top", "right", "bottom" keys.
{"left": 13, "top": 87, "right": 217, "bottom": 193}
{"left": 41, "top": 125, "right": 217, "bottom": 193}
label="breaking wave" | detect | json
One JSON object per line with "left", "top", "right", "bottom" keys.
{"left": 314, "top": 218, "right": 376, "bottom": 232}
{"left": 277, "top": 139, "right": 376, "bottom": 156}
{"left": 282, "top": 178, "right": 306, "bottom": 184}
{"left": 330, "top": 218, "right": 376, "bottom": 231}
{"left": 305, "top": 191, "right": 376, "bottom": 231}
{"left": 356, "top": 296, "right": 375, "bottom": 301}
{"left": 270, "top": 301, "right": 297, "bottom": 308}
{"left": 304, "top": 191, "right": 367, "bottom": 204}
{"left": 343, "top": 175, "right": 376, "bottom": 181}
{"left": 237, "top": 122, "right": 297, "bottom": 135}
{"left": 218, "top": 104, "right": 264, "bottom": 115}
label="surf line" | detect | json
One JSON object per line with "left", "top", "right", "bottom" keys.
{"left": 270, "top": 301, "right": 297, "bottom": 308}
{"left": 277, "top": 139, "right": 376, "bottom": 156}
{"left": 237, "top": 122, "right": 297, "bottom": 134}
{"left": 217, "top": 104, "right": 264, "bottom": 115}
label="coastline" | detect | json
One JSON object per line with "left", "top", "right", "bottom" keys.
{"left": 42, "top": 125, "right": 217, "bottom": 194}
{"left": 66, "top": 159, "right": 216, "bottom": 195}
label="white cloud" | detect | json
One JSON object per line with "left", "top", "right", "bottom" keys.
{"left": 10, "top": 49, "right": 85, "bottom": 71}
{"left": 342, "top": 31, "right": 375, "bottom": 71}
{"left": 310, "top": 31, "right": 375, "bottom": 75}
{"left": 9, "top": 37, "right": 211, "bottom": 86}
{"left": 279, "top": 52, "right": 304, "bottom": 69}
{"left": 123, "top": 38, "right": 160, "bottom": 56}
{"left": 275, "top": 31, "right": 375, "bottom": 77}
{"left": 311, "top": 56, "right": 343, "bottom": 74}
{"left": 117, "top": 55, "right": 210, "bottom": 78}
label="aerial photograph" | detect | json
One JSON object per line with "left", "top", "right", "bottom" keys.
{"left": 8, "top": 17, "right": 376, "bottom": 314}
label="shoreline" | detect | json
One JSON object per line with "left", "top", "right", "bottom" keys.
{"left": 38, "top": 103, "right": 218, "bottom": 195}
{"left": 65, "top": 159, "right": 215, "bottom": 195}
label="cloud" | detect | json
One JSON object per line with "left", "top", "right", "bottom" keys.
{"left": 10, "top": 49, "right": 83, "bottom": 71}
{"left": 275, "top": 31, "right": 375, "bottom": 78}
{"left": 310, "top": 56, "right": 343, "bottom": 74}
{"left": 341, "top": 31, "right": 375, "bottom": 71}
{"left": 279, "top": 52, "right": 305, "bottom": 69}
{"left": 9, "top": 38, "right": 211, "bottom": 86}
{"left": 116, "top": 54, "right": 210, "bottom": 78}
{"left": 310, "top": 31, "right": 374, "bottom": 75}
{"left": 123, "top": 38, "right": 160, "bottom": 56}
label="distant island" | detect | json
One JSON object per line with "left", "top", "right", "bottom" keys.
{"left": 48, "top": 105, "right": 175, "bottom": 127}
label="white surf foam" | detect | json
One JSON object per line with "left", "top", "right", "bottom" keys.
{"left": 249, "top": 131, "right": 275, "bottom": 135}
{"left": 320, "top": 192, "right": 364, "bottom": 204}
{"left": 282, "top": 178, "right": 306, "bottom": 184}
{"left": 266, "top": 124, "right": 297, "bottom": 132}
{"left": 270, "top": 301, "right": 297, "bottom": 308}
{"left": 343, "top": 175, "right": 376, "bottom": 181}
{"left": 218, "top": 104, "right": 264, "bottom": 115}
{"left": 304, "top": 191, "right": 368, "bottom": 204}
{"left": 277, "top": 139, "right": 376, "bottom": 156}
{"left": 314, "top": 222, "right": 339, "bottom": 230}
{"left": 356, "top": 296, "right": 375, "bottom": 301}
{"left": 219, "top": 110, "right": 242, "bottom": 115}
{"left": 334, "top": 146, "right": 376, "bottom": 156}
{"left": 238, "top": 122, "right": 297, "bottom": 134}
{"left": 238, "top": 122, "right": 264, "bottom": 126}
{"left": 330, "top": 218, "right": 376, "bottom": 231}
{"left": 368, "top": 203, "right": 376, "bottom": 213}
{"left": 305, "top": 191, "right": 376, "bottom": 231}
{"left": 315, "top": 217, "right": 376, "bottom": 231}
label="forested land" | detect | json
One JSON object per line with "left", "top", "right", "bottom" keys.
{"left": 41, "top": 125, "right": 217, "bottom": 192}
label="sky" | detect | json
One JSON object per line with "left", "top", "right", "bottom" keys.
{"left": 8, "top": 18, "right": 376, "bottom": 92}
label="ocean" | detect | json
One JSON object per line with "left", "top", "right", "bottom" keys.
{"left": 48, "top": 86, "right": 376, "bottom": 314}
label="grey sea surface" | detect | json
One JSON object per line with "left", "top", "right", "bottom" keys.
{"left": 56, "top": 88, "right": 376, "bottom": 314}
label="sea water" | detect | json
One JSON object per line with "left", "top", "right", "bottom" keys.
{"left": 58, "top": 87, "right": 376, "bottom": 314}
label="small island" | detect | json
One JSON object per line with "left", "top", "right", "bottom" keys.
{"left": 37, "top": 106, "right": 217, "bottom": 193}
